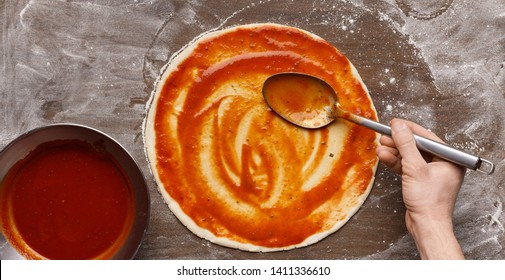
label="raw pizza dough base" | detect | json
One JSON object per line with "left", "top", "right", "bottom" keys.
{"left": 144, "top": 23, "right": 379, "bottom": 252}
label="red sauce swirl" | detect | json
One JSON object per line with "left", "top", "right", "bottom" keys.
{"left": 149, "top": 24, "right": 378, "bottom": 249}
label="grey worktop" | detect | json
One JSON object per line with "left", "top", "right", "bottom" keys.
{"left": 1, "top": 0, "right": 504, "bottom": 259}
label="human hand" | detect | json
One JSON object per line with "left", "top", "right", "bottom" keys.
{"left": 376, "top": 119, "right": 466, "bottom": 259}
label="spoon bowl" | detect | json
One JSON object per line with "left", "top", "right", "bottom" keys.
{"left": 262, "top": 72, "right": 494, "bottom": 174}
{"left": 262, "top": 73, "right": 337, "bottom": 129}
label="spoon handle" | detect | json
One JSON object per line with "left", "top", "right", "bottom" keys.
{"left": 343, "top": 112, "right": 495, "bottom": 175}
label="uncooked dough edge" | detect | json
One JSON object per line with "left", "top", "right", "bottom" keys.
{"left": 143, "top": 23, "right": 380, "bottom": 252}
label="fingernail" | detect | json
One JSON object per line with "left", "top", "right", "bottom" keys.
{"left": 392, "top": 120, "right": 407, "bottom": 132}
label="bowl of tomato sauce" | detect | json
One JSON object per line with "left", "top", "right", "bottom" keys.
{"left": 0, "top": 124, "right": 149, "bottom": 260}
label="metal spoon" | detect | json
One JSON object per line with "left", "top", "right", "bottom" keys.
{"left": 262, "top": 72, "right": 495, "bottom": 175}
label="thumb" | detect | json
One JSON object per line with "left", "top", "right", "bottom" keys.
{"left": 391, "top": 119, "right": 426, "bottom": 171}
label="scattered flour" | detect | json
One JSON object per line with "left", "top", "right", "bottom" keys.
{"left": 2, "top": 0, "right": 503, "bottom": 260}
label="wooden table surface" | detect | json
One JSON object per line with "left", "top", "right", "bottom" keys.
{"left": 1, "top": 0, "right": 504, "bottom": 259}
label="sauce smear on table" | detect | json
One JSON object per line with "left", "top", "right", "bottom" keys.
{"left": 0, "top": 140, "right": 134, "bottom": 259}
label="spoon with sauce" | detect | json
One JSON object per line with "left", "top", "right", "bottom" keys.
{"left": 262, "top": 72, "right": 495, "bottom": 175}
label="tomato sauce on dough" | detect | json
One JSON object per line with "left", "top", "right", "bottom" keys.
{"left": 150, "top": 24, "right": 379, "bottom": 249}
{"left": 0, "top": 140, "right": 134, "bottom": 259}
